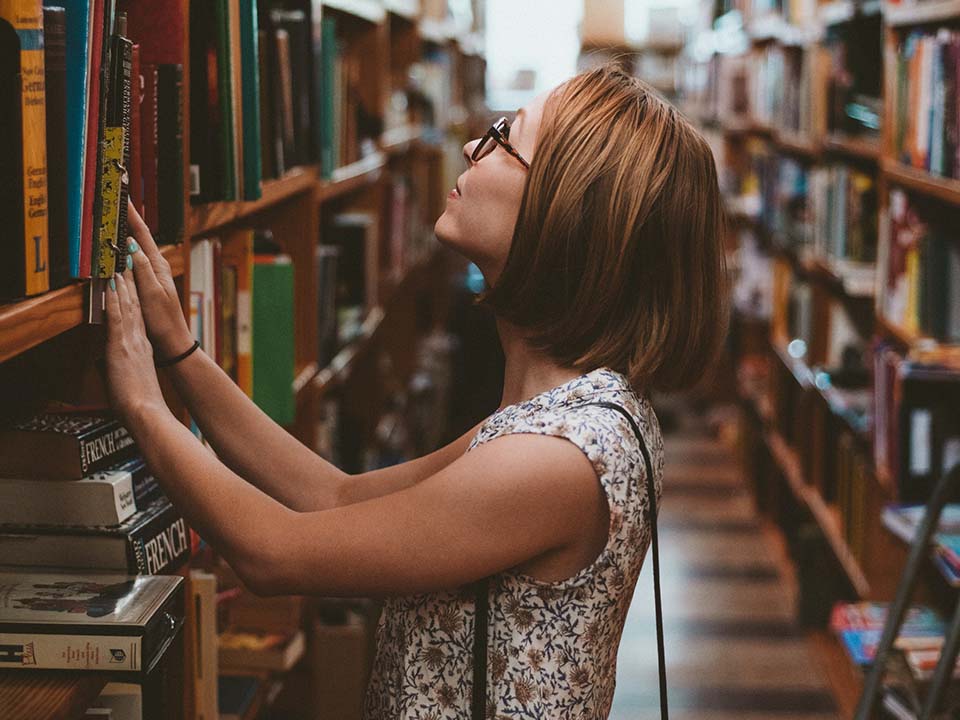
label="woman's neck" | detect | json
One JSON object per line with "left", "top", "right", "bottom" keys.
{"left": 497, "top": 319, "right": 583, "bottom": 408}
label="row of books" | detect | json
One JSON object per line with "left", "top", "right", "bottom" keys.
{"left": 750, "top": 43, "right": 814, "bottom": 138}
{"left": 881, "top": 189, "right": 960, "bottom": 342}
{"left": 0, "top": 414, "right": 192, "bottom": 574}
{"left": 883, "top": 503, "right": 960, "bottom": 586}
{"left": 874, "top": 343, "right": 960, "bottom": 504}
{"left": 1, "top": 0, "right": 185, "bottom": 301}
{"left": 894, "top": 29, "right": 960, "bottom": 181}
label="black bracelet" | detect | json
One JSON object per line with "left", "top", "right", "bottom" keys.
{"left": 155, "top": 340, "right": 201, "bottom": 368}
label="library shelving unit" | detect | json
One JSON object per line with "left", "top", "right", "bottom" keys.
{"left": 683, "top": 0, "right": 960, "bottom": 715}
{"left": 0, "top": 0, "right": 486, "bottom": 718}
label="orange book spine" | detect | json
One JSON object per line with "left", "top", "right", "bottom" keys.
{"left": 0, "top": 0, "right": 48, "bottom": 295}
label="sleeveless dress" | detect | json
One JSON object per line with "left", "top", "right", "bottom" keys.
{"left": 363, "top": 367, "right": 664, "bottom": 720}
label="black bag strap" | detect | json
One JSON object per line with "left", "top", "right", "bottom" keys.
{"left": 472, "top": 399, "right": 668, "bottom": 719}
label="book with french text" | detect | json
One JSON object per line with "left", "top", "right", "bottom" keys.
{"left": 0, "top": 495, "right": 191, "bottom": 574}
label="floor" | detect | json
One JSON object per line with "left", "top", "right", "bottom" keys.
{"left": 609, "top": 405, "right": 839, "bottom": 720}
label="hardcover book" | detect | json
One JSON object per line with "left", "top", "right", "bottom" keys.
{"left": 0, "top": 496, "right": 190, "bottom": 574}
{"left": 0, "top": 0, "right": 50, "bottom": 298}
{"left": 0, "top": 414, "right": 136, "bottom": 480}
{"left": 43, "top": 4, "right": 70, "bottom": 289}
{"left": 0, "top": 571, "right": 183, "bottom": 672}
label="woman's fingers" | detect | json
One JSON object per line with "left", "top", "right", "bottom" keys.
{"left": 127, "top": 199, "right": 166, "bottom": 267}
{"left": 127, "top": 245, "right": 158, "bottom": 291}
{"left": 105, "top": 277, "right": 122, "bottom": 338}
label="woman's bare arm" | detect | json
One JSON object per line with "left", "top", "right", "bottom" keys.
{"left": 125, "top": 399, "right": 602, "bottom": 598}
{"left": 164, "top": 346, "right": 484, "bottom": 511}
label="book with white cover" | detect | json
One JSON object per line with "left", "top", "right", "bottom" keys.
{"left": 0, "top": 571, "right": 183, "bottom": 673}
{"left": 0, "top": 456, "right": 159, "bottom": 526}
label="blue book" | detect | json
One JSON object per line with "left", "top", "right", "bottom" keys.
{"left": 59, "top": 0, "right": 93, "bottom": 278}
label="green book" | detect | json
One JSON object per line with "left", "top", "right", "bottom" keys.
{"left": 215, "top": 0, "right": 236, "bottom": 200}
{"left": 253, "top": 255, "right": 295, "bottom": 425}
{"left": 320, "top": 15, "right": 336, "bottom": 179}
{"left": 239, "top": 0, "right": 262, "bottom": 200}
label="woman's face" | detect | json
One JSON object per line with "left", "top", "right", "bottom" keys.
{"left": 434, "top": 90, "right": 548, "bottom": 281}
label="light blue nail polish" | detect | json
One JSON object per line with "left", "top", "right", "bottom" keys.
{"left": 109, "top": 278, "right": 116, "bottom": 291}
{"left": 128, "top": 240, "right": 139, "bottom": 254}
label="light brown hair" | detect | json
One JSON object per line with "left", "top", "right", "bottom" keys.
{"left": 482, "top": 63, "right": 728, "bottom": 393}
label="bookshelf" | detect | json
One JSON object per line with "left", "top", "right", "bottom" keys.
{"left": 0, "top": 0, "right": 485, "bottom": 716}
{"left": 685, "top": 0, "right": 960, "bottom": 712}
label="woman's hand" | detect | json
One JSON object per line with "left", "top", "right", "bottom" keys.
{"left": 104, "top": 268, "right": 170, "bottom": 427}
{"left": 125, "top": 200, "right": 194, "bottom": 359}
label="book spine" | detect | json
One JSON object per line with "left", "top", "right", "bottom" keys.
{"left": 130, "top": 461, "right": 162, "bottom": 508}
{"left": 129, "top": 44, "right": 143, "bottom": 216}
{"left": 0, "top": 0, "right": 49, "bottom": 297}
{"left": 236, "top": 230, "right": 254, "bottom": 396}
{"left": 78, "top": 423, "right": 135, "bottom": 475}
{"left": 129, "top": 501, "right": 190, "bottom": 574}
{"left": 0, "top": 632, "right": 141, "bottom": 671}
{"left": 216, "top": 0, "right": 235, "bottom": 200}
{"left": 156, "top": 63, "right": 183, "bottom": 244}
{"left": 140, "top": 63, "right": 159, "bottom": 235}
{"left": 79, "top": 0, "right": 104, "bottom": 278}
{"left": 44, "top": 6, "right": 69, "bottom": 290}
{"left": 63, "top": 0, "right": 92, "bottom": 278}
{"left": 239, "top": 0, "right": 261, "bottom": 200}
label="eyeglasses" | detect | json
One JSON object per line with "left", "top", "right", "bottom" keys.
{"left": 471, "top": 117, "right": 530, "bottom": 169}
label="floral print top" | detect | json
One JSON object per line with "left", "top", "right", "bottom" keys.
{"left": 363, "top": 367, "right": 664, "bottom": 720}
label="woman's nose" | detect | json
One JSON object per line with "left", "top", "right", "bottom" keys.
{"left": 463, "top": 139, "right": 479, "bottom": 165}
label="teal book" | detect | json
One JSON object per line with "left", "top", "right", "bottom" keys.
{"left": 60, "top": 0, "right": 94, "bottom": 277}
{"left": 239, "top": 0, "right": 261, "bottom": 200}
{"left": 252, "top": 255, "right": 294, "bottom": 425}
{"left": 320, "top": 15, "right": 335, "bottom": 179}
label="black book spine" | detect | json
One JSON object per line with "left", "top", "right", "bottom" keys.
{"left": 156, "top": 63, "right": 184, "bottom": 244}
{"left": 108, "top": 22, "right": 133, "bottom": 271}
{"left": 128, "top": 501, "right": 190, "bottom": 574}
{"left": 43, "top": 6, "right": 70, "bottom": 290}
{"left": 0, "top": 17, "right": 25, "bottom": 298}
{"left": 77, "top": 421, "right": 136, "bottom": 475}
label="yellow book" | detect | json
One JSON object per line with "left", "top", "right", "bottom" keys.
{"left": 0, "top": 0, "right": 49, "bottom": 296}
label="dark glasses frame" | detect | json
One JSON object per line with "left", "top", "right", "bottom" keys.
{"left": 471, "top": 116, "right": 530, "bottom": 169}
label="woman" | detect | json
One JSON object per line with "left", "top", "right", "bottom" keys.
{"left": 105, "top": 64, "right": 726, "bottom": 718}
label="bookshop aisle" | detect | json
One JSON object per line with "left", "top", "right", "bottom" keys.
{"left": 611, "top": 402, "right": 838, "bottom": 720}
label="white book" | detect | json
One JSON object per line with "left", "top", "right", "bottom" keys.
{"left": 0, "top": 467, "right": 138, "bottom": 527}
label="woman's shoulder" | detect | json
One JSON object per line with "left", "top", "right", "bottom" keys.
{"left": 469, "top": 367, "right": 658, "bottom": 455}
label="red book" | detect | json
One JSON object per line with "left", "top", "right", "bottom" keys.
{"left": 140, "top": 64, "right": 160, "bottom": 235}
{"left": 129, "top": 44, "right": 143, "bottom": 216}
{"left": 79, "top": 0, "right": 106, "bottom": 278}
{"left": 121, "top": 0, "right": 185, "bottom": 64}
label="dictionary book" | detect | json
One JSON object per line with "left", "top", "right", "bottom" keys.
{"left": 0, "top": 0, "right": 49, "bottom": 298}
{"left": 0, "top": 571, "right": 183, "bottom": 673}
{"left": 0, "top": 496, "right": 190, "bottom": 574}
{"left": 0, "top": 414, "right": 136, "bottom": 481}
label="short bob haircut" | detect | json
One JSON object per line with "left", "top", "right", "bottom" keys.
{"left": 481, "top": 63, "right": 728, "bottom": 393}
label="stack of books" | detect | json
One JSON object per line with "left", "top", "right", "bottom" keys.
{"left": 831, "top": 601, "right": 947, "bottom": 668}
{"left": 0, "top": 413, "right": 191, "bottom": 575}
{"left": 883, "top": 504, "right": 960, "bottom": 585}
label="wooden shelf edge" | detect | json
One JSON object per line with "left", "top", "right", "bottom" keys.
{"left": 882, "top": 158, "right": 960, "bottom": 207}
{"left": 766, "top": 430, "right": 872, "bottom": 597}
{"left": 380, "top": 125, "right": 424, "bottom": 156}
{"left": 0, "top": 670, "right": 108, "bottom": 720}
{"left": 775, "top": 130, "right": 821, "bottom": 159}
{"left": 317, "top": 153, "right": 386, "bottom": 203}
{"left": 809, "top": 630, "right": 864, "bottom": 719}
{"left": 884, "top": 0, "right": 960, "bottom": 26}
{"left": 0, "top": 244, "right": 184, "bottom": 364}
{"left": 823, "top": 132, "right": 881, "bottom": 162}
{"left": 306, "top": 306, "right": 387, "bottom": 399}
{"left": 383, "top": 0, "right": 419, "bottom": 21}
{"left": 322, "top": 0, "right": 386, "bottom": 24}
{"left": 188, "top": 167, "right": 319, "bottom": 237}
